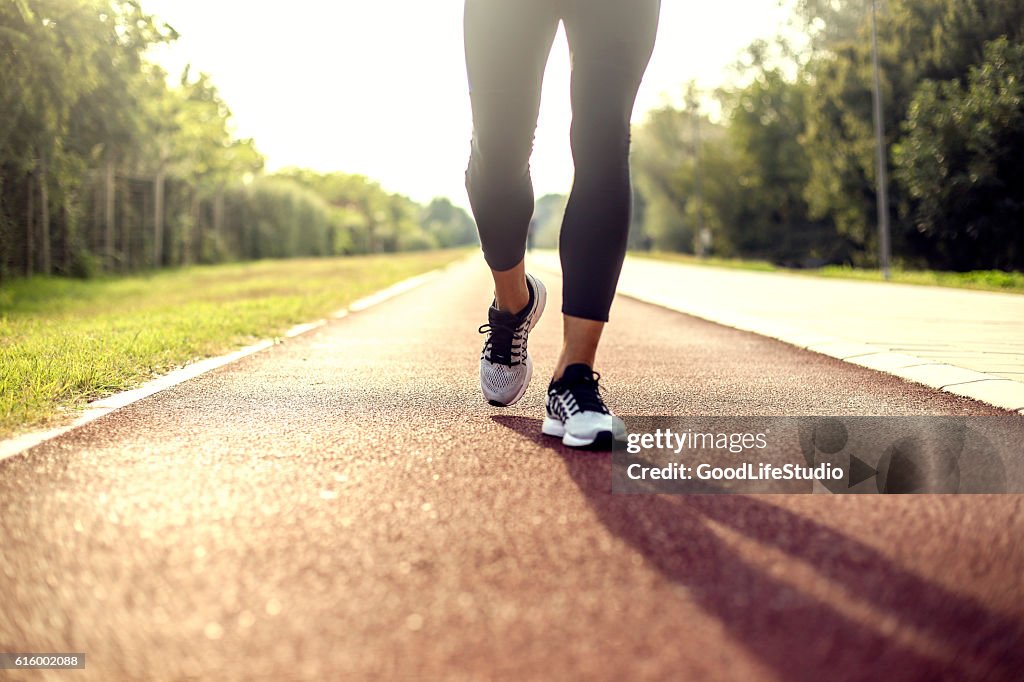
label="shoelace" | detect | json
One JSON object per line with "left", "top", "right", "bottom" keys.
{"left": 479, "top": 319, "right": 524, "bottom": 366}
{"left": 558, "top": 371, "right": 609, "bottom": 415}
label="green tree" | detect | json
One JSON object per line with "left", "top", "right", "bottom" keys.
{"left": 788, "top": 0, "right": 865, "bottom": 50}
{"left": 277, "top": 169, "right": 446, "bottom": 254}
{"left": 529, "top": 193, "right": 567, "bottom": 249}
{"left": 1, "top": 0, "right": 115, "bottom": 275}
{"left": 632, "top": 100, "right": 702, "bottom": 252}
{"left": 0, "top": 0, "right": 172, "bottom": 276}
{"left": 894, "top": 38, "right": 1024, "bottom": 270}
{"left": 798, "top": 0, "right": 1024, "bottom": 266}
{"left": 420, "top": 197, "right": 476, "bottom": 248}
{"left": 632, "top": 85, "right": 749, "bottom": 257}
{"left": 719, "top": 41, "right": 847, "bottom": 264}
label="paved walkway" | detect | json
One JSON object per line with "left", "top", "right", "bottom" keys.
{"left": 532, "top": 252, "right": 1024, "bottom": 413}
{"left": 2, "top": 258, "right": 1022, "bottom": 680}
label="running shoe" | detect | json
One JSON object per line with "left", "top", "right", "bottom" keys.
{"left": 479, "top": 273, "right": 547, "bottom": 407}
{"left": 542, "top": 363, "right": 626, "bottom": 448}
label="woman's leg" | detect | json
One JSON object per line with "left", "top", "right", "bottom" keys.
{"left": 553, "top": 315, "right": 605, "bottom": 381}
{"left": 466, "top": 0, "right": 559, "bottom": 407}
{"left": 554, "top": 0, "right": 660, "bottom": 377}
{"left": 464, "top": 0, "right": 559, "bottom": 311}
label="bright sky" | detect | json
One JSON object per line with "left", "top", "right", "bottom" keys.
{"left": 144, "top": 1, "right": 795, "bottom": 208}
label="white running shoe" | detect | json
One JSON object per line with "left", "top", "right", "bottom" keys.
{"left": 479, "top": 273, "right": 547, "bottom": 407}
{"left": 542, "top": 363, "right": 626, "bottom": 448}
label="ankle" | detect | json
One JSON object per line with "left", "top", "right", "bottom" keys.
{"left": 495, "top": 280, "right": 530, "bottom": 315}
{"left": 491, "top": 262, "right": 530, "bottom": 314}
{"left": 552, "top": 359, "right": 594, "bottom": 383}
{"left": 555, "top": 315, "right": 604, "bottom": 381}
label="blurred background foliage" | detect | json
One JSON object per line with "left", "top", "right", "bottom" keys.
{"left": 1, "top": 0, "right": 1022, "bottom": 281}
{"left": 0, "top": 0, "right": 477, "bottom": 281}
{"left": 626, "top": 0, "right": 1024, "bottom": 270}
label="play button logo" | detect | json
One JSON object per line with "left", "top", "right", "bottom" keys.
{"left": 848, "top": 454, "right": 879, "bottom": 489}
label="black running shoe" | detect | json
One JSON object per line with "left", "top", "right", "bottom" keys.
{"left": 542, "top": 363, "right": 626, "bottom": 448}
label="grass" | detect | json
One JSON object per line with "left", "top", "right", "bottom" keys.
{"left": 0, "top": 250, "right": 467, "bottom": 439}
{"left": 633, "top": 251, "right": 1024, "bottom": 294}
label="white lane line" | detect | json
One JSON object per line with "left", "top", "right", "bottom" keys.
{"left": 0, "top": 261, "right": 458, "bottom": 462}
{"left": 0, "top": 339, "right": 274, "bottom": 462}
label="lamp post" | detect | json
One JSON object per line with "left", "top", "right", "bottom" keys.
{"left": 686, "top": 85, "right": 708, "bottom": 258}
{"left": 870, "top": 0, "right": 892, "bottom": 279}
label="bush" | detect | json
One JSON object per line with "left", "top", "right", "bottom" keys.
{"left": 894, "top": 38, "right": 1024, "bottom": 270}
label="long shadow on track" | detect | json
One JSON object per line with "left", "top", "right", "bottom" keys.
{"left": 493, "top": 415, "right": 1023, "bottom": 682}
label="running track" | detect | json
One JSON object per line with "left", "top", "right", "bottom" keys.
{"left": 1, "top": 259, "right": 1022, "bottom": 680}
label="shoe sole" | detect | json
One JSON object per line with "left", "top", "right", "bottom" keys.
{"left": 483, "top": 275, "right": 547, "bottom": 408}
{"left": 542, "top": 417, "right": 615, "bottom": 450}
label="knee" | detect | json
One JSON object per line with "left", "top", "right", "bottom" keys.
{"left": 570, "top": 87, "right": 632, "bottom": 151}
{"left": 467, "top": 91, "right": 539, "bottom": 189}
{"left": 569, "top": 63, "right": 640, "bottom": 157}
{"left": 468, "top": 130, "right": 534, "bottom": 188}
{"left": 570, "top": 111, "right": 632, "bottom": 176}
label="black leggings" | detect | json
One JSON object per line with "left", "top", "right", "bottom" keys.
{"left": 464, "top": 0, "right": 660, "bottom": 322}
